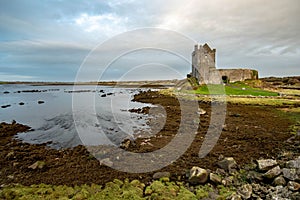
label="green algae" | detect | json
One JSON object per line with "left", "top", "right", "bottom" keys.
{"left": 0, "top": 179, "right": 242, "bottom": 200}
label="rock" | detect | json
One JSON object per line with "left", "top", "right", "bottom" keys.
{"left": 244, "top": 162, "right": 257, "bottom": 171}
{"left": 273, "top": 176, "right": 286, "bottom": 186}
{"left": 252, "top": 183, "right": 261, "bottom": 193}
{"left": 6, "top": 151, "right": 15, "bottom": 159}
{"left": 283, "top": 168, "right": 299, "bottom": 181}
{"left": 217, "top": 157, "right": 238, "bottom": 172}
{"left": 256, "top": 159, "right": 277, "bottom": 171}
{"left": 222, "top": 124, "right": 228, "bottom": 131}
{"left": 290, "top": 192, "right": 300, "bottom": 200}
{"left": 7, "top": 175, "right": 14, "bottom": 179}
{"left": 153, "top": 172, "right": 170, "bottom": 180}
{"left": 188, "top": 166, "right": 208, "bottom": 185}
{"left": 263, "top": 166, "right": 281, "bottom": 179}
{"left": 222, "top": 176, "right": 234, "bottom": 186}
{"left": 1, "top": 104, "right": 11, "bottom": 108}
{"left": 230, "top": 194, "right": 242, "bottom": 200}
{"left": 13, "top": 162, "right": 19, "bottom": 167}
{"left": 28, "top": 161, "right": 46, "bottom": 169}
{"left": 287, "top": 181, "right": 300, "bottom": 191}
{"left": 100, "top": 158, "right": 113, "bottom": 167}
{"left": 247, "top": 171, "right": 264, "bottom": 182}
{"left": 286, "top": 157, "right": 300, "bottom": 169}
{"left": 266, "top": 186, "right": 292, "bottom": 200}
{"left": 197, "top": 108, "right": 206, "bottom": 115}
{"left": 251, "top": 183, "right": 267, "bottom": 197}
{"left": 216, "top": 168, "right": 226, "bottom": 176}
{"left": 231, "top": 113, "right": 241, "bottom": 117}
{"left": 37, "top": 100, "right": 44, "bottom": 104}
{"left": 237, "top": 184, "right": 252, "bottom": 199}
{"left": 120, "top": 139, "right": 131, "bottom": 149}
{"left": 209, "top": 173, "right": 222, "bottom": 184}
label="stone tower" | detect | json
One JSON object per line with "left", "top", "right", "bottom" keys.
{"left": 190, "top": 43, "right": 258, "bottom": 84}
{"left": 192, "top": 43, "right": 217, "bottom": 84}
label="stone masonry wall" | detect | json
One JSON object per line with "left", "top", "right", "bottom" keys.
{"left": 218, "top": 69, "right": 258, "bottom": 83}
{"left": 191, "top": 43, "right": 259, "bottom": 84}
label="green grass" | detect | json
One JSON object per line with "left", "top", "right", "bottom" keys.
{"left": 190, "top": 83, "right": 279, "bottom": 96}
{"left": 226, "top": 97, "right": 299, "bottom": 106}
{"left": 275, "top": 107, "right": 300, "bottom": 135}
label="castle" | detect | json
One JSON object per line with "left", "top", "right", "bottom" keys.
{"left": 190, "top": 43, "right": 258, "bottom": 84}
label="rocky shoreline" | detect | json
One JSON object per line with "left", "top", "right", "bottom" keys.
{"left": 0, "top": 90, "right": 300, "bottom": 199}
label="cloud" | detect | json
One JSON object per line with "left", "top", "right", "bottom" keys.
{"left": 74, "top": 13, "right": 128, "bottom": 36}
{"left": 0, "top": 0, "right": 299, "bottom": 81}
{"left": 0, "top": 72, "right": 36, "bottom": 81}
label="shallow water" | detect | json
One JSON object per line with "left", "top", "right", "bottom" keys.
{"left": 0, "top": 84, "right": 152, "bottom": 148}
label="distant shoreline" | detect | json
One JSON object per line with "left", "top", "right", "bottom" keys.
{"left": 0, "top": 80, "right": 179, "bottom": 88}
{"left": 1, "top": 76, "right": 299, "bottom": 89}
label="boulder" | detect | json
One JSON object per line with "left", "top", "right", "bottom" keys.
{"left": 237, "top": 184, "right": 252, "bottom": 199}
{"left": 287, "top": 181, "right": 300, "bottom": 191}
{"left": 282, "top": 168, "right": 299, "bottom": 181}
{"left": 153, "top": 172, "right": 170, "bottom": 180}
{"left": 217, "top": 157, "right": 238, "bottom": 172}
{"left": 188, "top": 167, "right": 208, "bottom": 185}
{"left": 263, "top": 166, "right": 281, "bottom": 179}
{"left": 273, "top": 176, "right": 286, "bottom": 186}
{"left": 256, "top": 159, "right": 277, "bottom": 171}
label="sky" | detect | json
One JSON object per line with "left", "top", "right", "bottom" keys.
{"left": 0, "top": 0, "right": 299, "bottom": 81}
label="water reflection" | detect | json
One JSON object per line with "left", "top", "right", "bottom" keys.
{"left": 0, "top": 85, "right": 152, "bottom": 149}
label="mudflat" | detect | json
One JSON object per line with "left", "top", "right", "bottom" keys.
{"left": 1, "top": 90, "right": 299, "bottom": 186}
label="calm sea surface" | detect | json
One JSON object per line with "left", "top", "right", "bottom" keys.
{"left": 0, "top": 84, "right": 152, "bottom": 149}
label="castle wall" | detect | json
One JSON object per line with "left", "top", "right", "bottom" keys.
{"left": 207, "top": 69, "right": 223, "bottom": 84}
{"left": 218, "top": 69, "right": 258, "bottom": 83}
{"left": 191, "top": 43, "right": 258, "bottom": 84}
